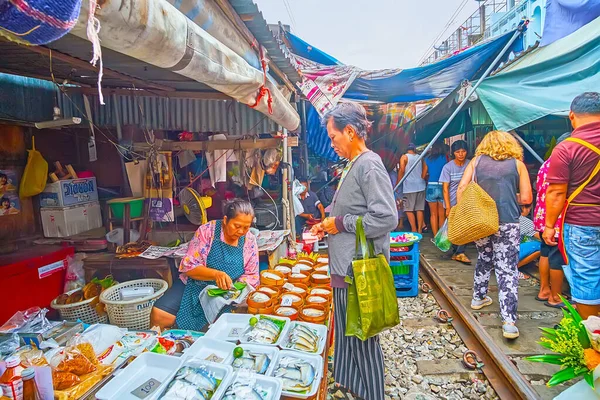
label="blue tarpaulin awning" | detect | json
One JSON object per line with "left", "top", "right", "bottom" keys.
{"left": 477, "top": 16, "right": 600, "bottom": 132}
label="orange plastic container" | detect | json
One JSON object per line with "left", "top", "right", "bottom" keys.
{"left": 260, "top": 270, "right": 286, "bottom": 286}
{"left": 300, "top": 304, "right": 328, "bottom": 324}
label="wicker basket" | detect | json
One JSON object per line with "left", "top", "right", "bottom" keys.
{"left": 99, "top": 279, "right": 168, "bottom": 330}
{"left": 51, "top": 289, "right": 109, "bottom": 325}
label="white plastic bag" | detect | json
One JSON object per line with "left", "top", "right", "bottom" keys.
{"left": 64, "top": 253, "right": 86, "bottom": 292}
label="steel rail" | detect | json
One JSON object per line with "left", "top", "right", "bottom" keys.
{"left": 419, "top": 254, "right": 541, "bottom": 400}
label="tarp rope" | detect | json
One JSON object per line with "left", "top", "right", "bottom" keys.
{"left": 249, "top": 42, "right": 273, "bottom": 114}
{"left": 86, "top": 0, "right": 104, "bottom": 105}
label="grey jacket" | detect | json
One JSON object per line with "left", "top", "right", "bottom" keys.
{"left": 329, "top": 151, "right": 398, "bottom": 287}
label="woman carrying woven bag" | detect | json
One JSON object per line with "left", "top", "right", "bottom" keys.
{"left": 456, "top": 131, "right": 532, "bottom": 339}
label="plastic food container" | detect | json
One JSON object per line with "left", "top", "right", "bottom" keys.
{"left": 273, "top": 264, "right": 293, "bottom": 278}
{"left": 308, "top": 286, "right": 332, "bottom": 300}
{"left": 155, "top": 359, "right": 233, "bottom": 400}
{"left": 182, "top": 337, "right": 236, "bottom": 364}
{"left": 282, "top": 283, "right": 309, "bottom": 297}
{"left": 280, "top": 321, "right": 328, "bottom": 355}
{"left": 297, "top": 256, "right": 316, "bottom": 266}
{"left": 260, "top": 270, "right": 286, "bottom": 287}
{"left": 304, "top": 294, "right": 329, "bottom": 307}
{"left": 256, "top": 285, "right": 282, "bottom": 298}
{"left": 205, "top": 314, "right": 291, "bottom": 347}
{"left": 228, "top": 344, "right": 280, "bottom": 376}
{"left": 278, "top": 293, "right": 304, "bottom": 309}
{"left": 95, "top": 352, "right": 181, "bottom": 400}
{"left": 270, "top": 350, "right": 323, "bottom": 399}
{"left": 248, "top": 303, "right": 274, "bottom": 315}
{"left": 223, "top": 370, "right": 283, "bottom": 399}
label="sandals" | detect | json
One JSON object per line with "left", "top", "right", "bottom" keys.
{"left": 454, "top": 254, "right": 472, "bottom": 265}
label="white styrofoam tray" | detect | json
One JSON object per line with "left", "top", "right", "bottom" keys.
{"left": 182, "top": 337, "right": 236, "bottom": 364}
{"left": 155, "top": 359, "right": 234, "bottom": 400}
{"left": 204, "top": 314, "right": 291, "bottom": 347}
{"left": 279, "top": 321, "right": 327, "bottom": 355}
{"left": 228, "top": 343, "right": 280, "bottom": 376}
{"left": 270, "top": 350, "right": 323, "bottom": 399}
{"left": 95, "top": 352, "right": 182, "bottom": 400}
{"left": 219, "top": 371, "right": 283, "bottom": 400}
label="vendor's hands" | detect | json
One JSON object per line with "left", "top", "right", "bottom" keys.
{"left": 214, "top": 271, "right": 233, "bottom": 290}
{"left": 310, "top": 223, "right": 325, "bottom": 240}
{"left": 322, "top": 217, "right": 339, "bottom": 235}
{"left": 543, "top": 227, "right": 558, "bottom": 246}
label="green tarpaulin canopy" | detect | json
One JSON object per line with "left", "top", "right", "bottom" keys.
{"left": 476, "top": 16, "right": 600, "bottom": 132}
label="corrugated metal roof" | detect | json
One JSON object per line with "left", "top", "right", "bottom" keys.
{"left": 59, "top": 92, "right": 277, "bottom": 135}
{"left": 229, "top": 0, "right": 301, "bottom": 83}
{"left": 0, "top": 72, "right": 276, "bottom": 134}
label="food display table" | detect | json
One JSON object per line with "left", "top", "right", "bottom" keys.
{"left": 83, "top": 253, "right": 172, "bottom": 287}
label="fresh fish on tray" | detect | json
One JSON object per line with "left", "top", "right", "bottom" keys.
{"left": 160, "top": 366, "right": 217, "bottom": 400}
{"left": 232, "top": 352, "right": 271, "bottom": 374}
{"left": 222, "top": 378, "right": 271, "bottom": 400}
{"left": 285, "top": 324, "right": 320, "bottom": 353}
{"left": 245, "top": 318, "right": 283, "bottom": 344}
{"left": 275, "top": 356, "right": 316, "bottom": 392}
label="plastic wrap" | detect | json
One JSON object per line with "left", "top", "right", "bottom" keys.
{"left": 0, "top": 333, "right": 20, "bottom": 360}
{"left": 0, "top": 307, "right": 51, "bottom": 334}
{"left": 63, "top": 254, "right": 86, "bottom": 292}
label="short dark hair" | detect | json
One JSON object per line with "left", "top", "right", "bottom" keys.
{"left": 322, "top": 102, "right": 371, "bottom": 139}
{"left": 571, "top": 92, "right": 600, "bottom": 115}
{"left": 451, "top": 140, "right": 468, "bottom": 154}
{"left": 0, "top": 173, "right": 7, "bottom": 180}
{"left": 1, "top": 197, "right": 9, "bottom": 204}
{"left": 223, "top": 198, "right": 254, "bottom": 219}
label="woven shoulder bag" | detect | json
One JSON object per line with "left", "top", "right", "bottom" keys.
{"left": 448, "top": 157, "right": 499, "bottom": 245}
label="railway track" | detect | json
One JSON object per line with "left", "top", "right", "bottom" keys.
{"left": 418, "top": 240, "right": 568, "bottom": 400}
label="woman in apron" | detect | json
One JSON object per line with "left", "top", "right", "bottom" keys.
{"left": 151, "top": 198, "right": 259, "bottom": 330}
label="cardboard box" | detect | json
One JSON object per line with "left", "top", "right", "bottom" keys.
{"left": 40, "top": 177, "right": 98, "bottom": 207}
{"left": 41, "top": 201, "right": 102, "bottom": 237}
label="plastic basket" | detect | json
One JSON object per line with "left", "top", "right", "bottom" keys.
{"left": 393, "top": 260, "right": 419, "bottom": 298}
{"left": 390, "top": 232, "right": 422, "bottom": 248}
{"left": 100, "top": 279, "right": 168, "bottom": 330}
{"left": 51, "top": 289, "right": 109, "bottom": 325}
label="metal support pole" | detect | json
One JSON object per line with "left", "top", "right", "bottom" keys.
{"left": 395, "top": 23, "right": 527, "bottom": 192}
{"left": 510, "top": 131, "right": 544, "bottom": 164}
{"left": 282, "top": 128, "right": 290, "bottom": 236}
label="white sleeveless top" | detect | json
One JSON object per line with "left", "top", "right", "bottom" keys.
{"left": 403, "top": 153, "right": 426, "bottom": 193}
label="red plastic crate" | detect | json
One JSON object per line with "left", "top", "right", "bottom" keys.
{"left": 0, "top": 245, "right": 74, "bottom": 325}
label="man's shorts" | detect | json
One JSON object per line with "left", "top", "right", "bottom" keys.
{"left": 426, "top": 182, "right": 444, "bottom": 203}
{"left": 562, "top": 223, "right": 600, "bottom": 305}
{"left": 540, "top": 236, "right": 565, "bottom": 271}
{"left": 403, "top": 191, "right": 425, "bottom": 212}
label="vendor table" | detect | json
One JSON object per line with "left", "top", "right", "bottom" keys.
{"left": 83, "top": 253, "right": 172, "bottom": 287}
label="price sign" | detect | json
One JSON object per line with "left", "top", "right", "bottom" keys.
{"left": 281, "top": 297, "right": 293, "bottom": 307}
{"left": 131, "top": 378, "right": 161, "bottom": 399}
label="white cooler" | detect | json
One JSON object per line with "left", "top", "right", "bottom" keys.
{"left": 41, "top": 201, "right": 102, "bottom": 237}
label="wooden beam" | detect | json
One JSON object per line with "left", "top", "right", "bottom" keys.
{"left": 63, "top": 86, "right": 233, "bottom": 100}
{"left": 23, "top": 45, "right": 175, "bottom": 92}
{"left": 212, "top": 0, "right": 297, "bottom": 92}
{"left": 133, "top": 136, "right": 298, "bottom": 152}
{"left": 239, "top": 14, "right": 255, "bottom": 22}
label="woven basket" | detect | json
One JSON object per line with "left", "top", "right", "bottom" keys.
{"left": 99, "top": 279, "right": 168, "bottom": 330}
{"left": 448, "top": 181, "right": 499, "bottom": 245}
{"left": 51, "top": 289, "right": 108, "bottom": 325}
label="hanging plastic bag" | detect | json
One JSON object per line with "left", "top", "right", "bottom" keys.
{"left": 345, "top": 217, "right": 399, "bottom": 341}
{"left": 20, "top": 136, "right": 48, "bottom": 198}
{"left": 434, "top": 220, "right": 452, "bottom": 252}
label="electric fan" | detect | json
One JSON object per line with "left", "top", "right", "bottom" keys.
{"left": 178, "top": 187, "right": 211, "bottom": 225}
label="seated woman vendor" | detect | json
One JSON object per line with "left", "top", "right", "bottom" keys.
{"left": 151, "top": 199, "right": 259, "bottom": 330}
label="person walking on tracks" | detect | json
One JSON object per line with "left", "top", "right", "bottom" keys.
{"left": 311, "top": 102, "right": 397, "bottom": 400}
{"left": 458, "top": 131, "right": 533, "bottom": 339}
{"left": 398, "top": 143, "right": 427, "bottom": 233}
{"left": 544, "top": 92, "right": 600, "bottom": 320}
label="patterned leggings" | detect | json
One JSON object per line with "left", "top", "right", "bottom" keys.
{"left": 473, "top": 223, "right": 520, "bottom": 324}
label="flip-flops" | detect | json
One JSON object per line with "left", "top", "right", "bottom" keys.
{"left": 535, "top": 295, "right": 549, "bottom": 302}
{"left": 544, "top": 301, "right": 567, "bottom": 309}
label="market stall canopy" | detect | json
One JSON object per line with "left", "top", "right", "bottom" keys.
{"left": 541, "top": 0, "right": 600, "bottom": 46}
{"left": 476, "top": 16, "right": 600, "bottom": 132}
{"left": 284, "top": 31, "right": 342, "bottom": 66}
{"left": 284, "top": 29, "right": 523, "bottom": 107}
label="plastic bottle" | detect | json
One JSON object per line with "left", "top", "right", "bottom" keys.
{"left": 21, "top": 369, "right": 40, "bottom": 400}
{"left": 0, "top": 356, "right": 24, "bottom": 400}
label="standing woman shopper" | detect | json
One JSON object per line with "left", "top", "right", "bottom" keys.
{"left": 311, "top": 102, "right": 397, "bottom": 400}
{"left": 439, "top": 140, "right": 471, "bottom": 264}
{"left": 424, "top": 142, "right": 448, "bottom": 236}
{"left": 457, "top": 131, "right": 532, "bottom": 339}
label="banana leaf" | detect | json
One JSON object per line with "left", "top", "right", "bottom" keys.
{"left": 547, "top": 366, "right": 588, "bottom": 387}
{"left": 585, "top": 370, "right": 595, "bottom": 389}
{"left": 207, "top": 282, "right": 247, "bottom": 297}
{"left": 525, "top": 354, "right": 564, "bottom": 365}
